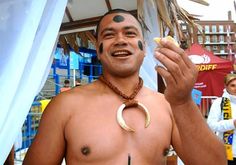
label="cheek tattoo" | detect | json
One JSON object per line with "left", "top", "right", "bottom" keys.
{"left": 99, "top": 43, "right": 103, "bottom": 54}
{"left": 113, "top": 15, "right": 125, "bottom": 22}
{"left": 138, "top": 40, "right": 143, "bottom": 51}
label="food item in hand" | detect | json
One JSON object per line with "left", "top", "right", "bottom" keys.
{"left": 153, "top": 36, "right": 179, "bottom": 47}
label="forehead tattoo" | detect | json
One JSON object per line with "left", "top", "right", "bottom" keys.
{"left": 113, "top": 15, "right": 125, "bottom": 22}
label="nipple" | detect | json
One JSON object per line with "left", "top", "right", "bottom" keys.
{"left": 163, "top": 148, "right": 170, "bottom": 156}
{"left": 81, "top": 146, "right": 90, "bottom": 156}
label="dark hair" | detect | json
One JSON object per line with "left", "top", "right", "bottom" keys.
{"left": 95, "top": 9, "right": 143, "bottom": 39}
{"left": 64, "top": 79, "right": 70, "bottom": 84}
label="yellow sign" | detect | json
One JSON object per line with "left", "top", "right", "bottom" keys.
{"left": 196, "top": 64, "right": 217, "bottom": 71}
{"left": 39, "top": 99, "right": 51, "bottom": 112}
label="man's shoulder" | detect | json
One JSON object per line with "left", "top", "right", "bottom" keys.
{"left": 141, "top": 86, "right": 168, "bottom": 105}
{"left": 142, "top": 86, "right": 165, "bottom": 97}
{"left": 71, "top": 82, "right": 101, "bottom": 96}
{"left": 53, "top": 82, "right": 102, "bottom": 106}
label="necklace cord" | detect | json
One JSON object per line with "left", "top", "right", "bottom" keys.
{"left": 99, "top": 75, "right": 143, "bottom": 101}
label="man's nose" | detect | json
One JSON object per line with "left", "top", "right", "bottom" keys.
{"left": 114, "top": 34, "right": 127, "bottom": 46}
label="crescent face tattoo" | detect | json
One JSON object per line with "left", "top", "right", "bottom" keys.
{"left": 113, "top": 15, "right": 125, "bottom": 23}
{"left": 99, "top": 43, "right": 103, "bottom": 54}
{"left": 138, "top": 40, "right": 143, "bottom": 51}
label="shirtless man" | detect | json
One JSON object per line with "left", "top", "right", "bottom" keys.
{"left": 23, "top": 9, "right": 226, "bottom": 165}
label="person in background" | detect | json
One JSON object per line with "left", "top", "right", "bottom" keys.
{"left": 75, "top": 78, "right": 82, "bottom": 87}
{"left": 23, "top": 9, "right": 226, "bottom": 165}
{"left": 207, "top": 73, "right": 236, "bottom": 165}
{"left": 60, "top": 79, "right": 71, "bottom": 92}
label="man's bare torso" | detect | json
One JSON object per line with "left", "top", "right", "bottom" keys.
{"left": 62, "top": 81, "right": 174, "bottom": 165}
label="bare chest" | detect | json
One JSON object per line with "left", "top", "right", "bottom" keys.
{"left": 64, "top": 102, "right": 173, "bottom": 164}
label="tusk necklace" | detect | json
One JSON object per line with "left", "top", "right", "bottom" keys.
{"left": 99, "top": 75, "right": 151, "bottom": 132}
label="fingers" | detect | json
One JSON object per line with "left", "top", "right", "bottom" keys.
{"left": 154, "top": 50, "right": 182, "bottom": 85}
{"left": 154, "top": 38, "right": 198, "bottom": 88}
{"left": 158, "top": 38, "right": 196, "bottom": 70}
{"left": 154, "top": 41, "right": 186, "bottom": 84}
{"left": 154, "top": 38, "right": 198, "bottom": 105}
{"left": 155, "top": 65, "right": 176, "bottom": 86}
{"left": 155, "top": 47, "right": 187, "bottom": 74}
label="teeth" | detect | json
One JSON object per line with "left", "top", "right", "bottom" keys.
{"left": 113, "top": 51, "right": 129, "bottom": 56}
{"left": 114, "top": 52, "right": 127, "bottom": 55}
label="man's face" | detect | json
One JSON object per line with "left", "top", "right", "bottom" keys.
{"left": 96, "top": 13, "right": 145, "bottom": 77}
{"left": 64, "top": 83, "right": 70, "bottom": 88}
{"left": 226, "top": 79, "right": 236, "bottom": 95}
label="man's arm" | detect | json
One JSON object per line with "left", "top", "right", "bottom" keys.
{"left": 171, "top": 100, "right": 226, "bottom": 165}
{"left": 154, "top": 38, "right": 226, "bottom": 165}
{"left": 23, "top": 95, "right": 68, "bottom": 165}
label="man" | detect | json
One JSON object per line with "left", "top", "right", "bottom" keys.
{"left": 75, "top": 78, "right": 82, "bottom": 87}
{"left": 207, "top": 73, "right": 236, "bottom": 165}
{"left": 60, "top": 79, "right": 71, "bottom": 92}
{"left": 23, "top": 9, "right": 226, "bottom": 165}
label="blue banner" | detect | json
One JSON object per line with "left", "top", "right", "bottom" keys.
{"left": 192, "top": 88, "right": 202, "bottom": 105}
{"left": 70, "top": 51, "right": 79, "bottom": 69}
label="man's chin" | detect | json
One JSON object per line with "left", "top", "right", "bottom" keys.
{"left": 111, "top": 69, "right": 138, "bottom": 78}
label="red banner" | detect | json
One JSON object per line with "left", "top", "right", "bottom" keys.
{"left": 186, "top": 44, "right": 233, "bottom": 96}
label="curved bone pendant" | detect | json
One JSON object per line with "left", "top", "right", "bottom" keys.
{"left": 116, "top": 102, "right": 151, "bottom": 132}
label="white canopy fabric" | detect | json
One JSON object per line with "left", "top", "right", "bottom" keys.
{"left": 0, "top": 0, "right": 67, "bottom": 163}
{"left": 140, "top": 0, "right": 161, "bottom": 91}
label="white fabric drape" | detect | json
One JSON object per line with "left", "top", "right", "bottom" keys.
{"left": 140, "top": 0, "right": 161, "bottom": 91}
{"left": 0, "top": 0, "right": 67, "bottom": 163}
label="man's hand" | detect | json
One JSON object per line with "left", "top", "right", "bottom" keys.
{"left": 154, "top": 38, "right": 198, "bottom": 106}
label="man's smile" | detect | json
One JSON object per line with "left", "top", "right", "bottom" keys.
{"left": 111, "top": 50, "right": 132, "bottom": 57}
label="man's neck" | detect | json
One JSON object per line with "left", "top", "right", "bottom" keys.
{"left": 100, "top": 74, "right": 142, "bottom": 97}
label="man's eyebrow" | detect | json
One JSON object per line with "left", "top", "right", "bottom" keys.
{"left": 100, "top": 27, "right": 114, "bottom": 36}
{"left": 124, "top": 26, "right": 139, "bottom": 31}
